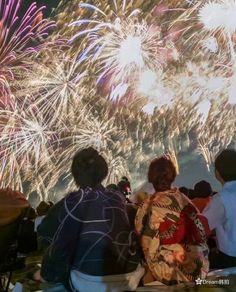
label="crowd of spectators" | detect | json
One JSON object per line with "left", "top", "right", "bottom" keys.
{"left": 1, "top": 148, "right": 236, "bottom": 291}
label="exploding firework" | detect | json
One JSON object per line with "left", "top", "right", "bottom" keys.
{"left": 197, "top": 100, "right": 236, "bottom": 170}
{"left": 0, "top": 101, "right": 57, "bottom": 190}
{"left": 102, "top": 150, "right": 130, "bottom": 185}
{"left": 0, "top": 0, "right": 54, "bottom": 97}
{"left": 49, "top": 107, "right": 125, "bottom": 191}
{"left": 0, "top": 0, "right": 235, "bottom": 200}
{"left": 15, "top": 53, "right": 86, "bottom": 121}
{"left": 174, "top": 0, "right": 236, "bottom": 67}
{"left": 199, "top": 0, "right": 236, "bottom": 64}
{"left": 70, "top": 1, "right": 178, "bottom": 84}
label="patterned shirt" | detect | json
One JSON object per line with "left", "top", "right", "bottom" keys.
{"left": 135, "top": 188, "right": 209, "bottom": 285}
{"left": 38, "top": 185, "right": 141, "bottom": 285}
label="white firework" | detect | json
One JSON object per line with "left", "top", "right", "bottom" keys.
{"left": 0, "top": 104, "right": 56, "bottom": 169}
{"left": 202, "top": 36, "right": 219, "bottom": 53}
{"left": 227, "top": 73, "right": 236, "bottom": 104}
{"left": 73, "top": 118, "right": 120, "bottom": 152}
{"left": 70, "top": 2, "right": 171, "bottom": 83}
{"left": 102, "top": 150, "right": 129, "bottom": 185}
{"left": 15, "top": 54, "right": 86, "bottom": 121}
{"left": 199, "top": 0, "right": 236, "bottom": 35}
{"left": 199, "top": 0, "right": 236, "bottom": 62}
{"left": 0, "top": 102, "right": 56, "bottom": 190}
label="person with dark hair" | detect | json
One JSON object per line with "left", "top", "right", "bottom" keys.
{"left": 35, "top": 201, "right": 52, "bottom": 232}
{"left": 37, "top": 148, "right": 144, "bottom": 291}
{"left": 178, "top": 186, "right": 195, "bottom": 199}
{"left": 179, "top": 186, "right": 189, "bottom": 196}
{"left": 135, "top": 155, "right": 209, "bottom": 285}
{"left": 203, "top": 149, "right": 236, "bottom": 269}
{"left": 106, "top": 183, "right": 119, "bottom": 192}
{"left": 191, "top": 180, "right": 213, "bottom": 212}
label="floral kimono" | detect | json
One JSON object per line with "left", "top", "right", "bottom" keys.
{"left": 135, "top": 188, "right": 209, "bottom": 285}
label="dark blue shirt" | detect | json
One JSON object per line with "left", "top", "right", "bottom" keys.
{"left": 38, "top": 185, "right": 141, "bottom": 284}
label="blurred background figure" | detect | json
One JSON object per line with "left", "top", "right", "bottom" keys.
{"left": 192, "top": 180, "right": 214, "bottom": 212}
{"left": 179, "top": 186, "right": 195, "bottom": 199}
{"left": 106, "top": 184, "right": 119, "bottom": 192}
{"left": 35, "top": 201, "right": 52, "bottom": 232}
{"left": 117, "top": 176, "right": 132, "bottom": 202}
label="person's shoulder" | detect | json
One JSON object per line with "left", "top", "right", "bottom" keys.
{"left": 203, "top": 192, "right": 223, "bottom": 213}
{"left": 104, "top": 188, "right": 125, "bottom": 201}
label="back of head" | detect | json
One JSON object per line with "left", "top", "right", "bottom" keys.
{"left": 193, "top": 180, "right": 212, "bottom": 198}
{"left": 148, "top": 155, "right": 177, "bottom": 192}
{"left": 71, "top": 147, "right": 108, "bottom": 189}
{"left": 179, "top": 186, "right": 189, "bottom": 197}
{"left": 36, "top": 201, "right": 51, "bottom": 216}
{"left": 215, "top": 149, "right": 236, "bottom": 182}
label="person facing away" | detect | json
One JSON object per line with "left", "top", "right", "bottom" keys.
{"left": 38, "top": 147, "right": 144, "bottom": 292}
{"left": 135, "top": 155, "right": 209, "bottom": 285}
{"left": 34, "top": 201, "right": 52, "bottom": 232}
{"left": 203, "top": 149, "right": 236, "bottom": 269}
{"left": 191, "top": 180, "right": 213, "bottom": 212}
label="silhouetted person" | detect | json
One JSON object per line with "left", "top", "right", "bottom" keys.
{"left": 38, "top": 148, "right": 143, "bottom": 291}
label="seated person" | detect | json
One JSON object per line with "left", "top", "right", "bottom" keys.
{"left": 0, "top": 188, "right": 29, "bottom": 260}
{"left": 35, "top": 201, "right": 52, "bottom": 232}
{"left": 203, "top": 149, "right": 236, "bottom": 269}
{"left": 135, "top": 155, "right": 209, "bottom": 285}
{"left": 192, "top": 180, "right": 213, "bottom": 212}
{"left": 37, "top": 148, "right": 144, "bottom": 291}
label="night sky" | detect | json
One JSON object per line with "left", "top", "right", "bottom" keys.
{"left": 21, "top": 0, "right": 61, "bottom": 17}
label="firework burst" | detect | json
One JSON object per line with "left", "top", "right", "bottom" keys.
{"left": 70, "top": 1, "right": 177, "bottom": 84}
{"left": 174, "top": 0, "right": 236, "bottom": 67}
{"left": 197, "top": 100, "right": 236, "bottom": 170}
{"left": 199, "top": 0, "right": 236, "bottom": 64}
{"left": 0, "top": 0, "right": 54, "bottom": 96}
{"left": 0, "top": 101, "right": 57, "bottom": 190}
{"left": 102, "top": 150, "right": 130, "bottom": 185}
{"left": 15, "top": 53, "right": 86, "bottom": 122}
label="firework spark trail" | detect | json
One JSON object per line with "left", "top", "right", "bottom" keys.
{"left": 53, "top": 108, "right": 125, "bottom": 190}
{"left": 0, "top": 0, "right": 235, "bottom": 197}
{"left": 197, "top": 101, "right": 236, "bottom": 170}
{"left": 15, "top": 53, "right": 86, "bottom": 122}
{"left": 0, "top": 101, "right": 57, "bottom": 190}
{"left": 102, "top": 150, "right": 130, "bottom": 185}
{"left": 70, "top": 1, "right": 177, "bottom": 86}
{"left": 173, "top": 0, "right": 236, "bottom": 67}
{"left": 198, "top": 0, "right": 236, "bottom": 63}
{"left": 0, "top": 0, "right": 54, "bottom": 96}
